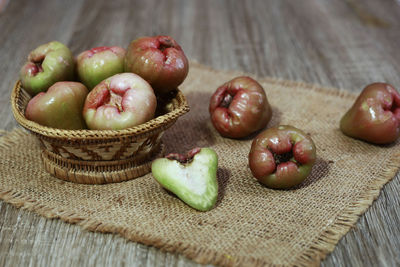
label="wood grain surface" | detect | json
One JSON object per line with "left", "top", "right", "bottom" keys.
{"left": 1, "top": 0, "right": 399, "bottom": 266}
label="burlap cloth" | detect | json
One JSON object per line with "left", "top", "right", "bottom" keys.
{"left": 1, "top": 62, "right": 399, "bottom": 266}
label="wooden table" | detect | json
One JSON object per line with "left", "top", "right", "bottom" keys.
{"left": 1, "top": 0, "right": 399, "bottom": 266}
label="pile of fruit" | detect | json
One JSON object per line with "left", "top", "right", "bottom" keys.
{"left": 20, "top": 36, "right": 189, "bottom": 131}
{"left": 19, "top": 36, "right": 400, "bottom": 212}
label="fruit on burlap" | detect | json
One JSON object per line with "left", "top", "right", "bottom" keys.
{"left": 249, "top": 125, "right": 316, "bottom": 189}
{"left": 151, "top": 147, "right": 218, "bottom": 211}
{"left": 83, "top": 73, "right": 157, "bottom": 130}
{"left": 19, "top": 41, "right": 75, "bottom": 96}
{"left": 209, "top": 76, "right": 272, "bottom": 139}
{"left": 124, "top": 35, "right": 189, "bottom": 94}
{"left": 340, "top": 83, "right": 400, "bottom": 144}
{"left": 25, "top": 81, "right": 88, "bottom": 129}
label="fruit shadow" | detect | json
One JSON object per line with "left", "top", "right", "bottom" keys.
{"left": 236, "top": 105, "right": 282, "bottom": 141}
{"left": 163, "top": 91, "right": 217, "bottom": 152}
{"left": 215, "top": 167, "right": 231, "bottom": 208}
{"left": 294, "top": 157, "right": 331, "bottom": 189}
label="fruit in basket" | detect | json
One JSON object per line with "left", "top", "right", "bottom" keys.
{"left": 76, "top": 46, "right": 126, "bottom": 90}
{"left": 124, "top": 35, "right": 189, "bottom": 94}
{"left": 151, "top": 147, "right": 218, "bottom": 211}
{"left": 25, "top": 82, "right": 88, "bottom": 129}
{"left": 19, "top": 41, "right": 74, "bottom": 96}
{"left": 340, "top": 83, "right": 400, "bottom": 144}
{"left": 209, "top": 76, "right": 272, "bottom": 139}
{"left": 83, "top": 73, "right": 157, "bottom": 130}
{"left": 248, "top": 125, "right": 316, "bottom": 189}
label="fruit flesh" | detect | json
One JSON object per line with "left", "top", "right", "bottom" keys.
{"left": 151, "top": 148, "right": 218, "bottom": 211}
{"left": 249, "top": 125, "right": 316, "bottom": 189}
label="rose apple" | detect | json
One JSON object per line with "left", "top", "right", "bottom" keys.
{"left": 76, "top": 46, "right": 126, "bottom": 90}
{"left": 25, "top": 82, "right": 88, "bottom": 129}
{"left": 340, "top": 83, "right": 400, "bottom": 144}
{"left": 249, "top": 125, "right": 316, "bottom": 189}
{"left": 124, "top": 35, "right": 189, "bottom": 94}
{"left": 83, "top": 73, "right": 157, "bottom": 130}
{"left": 19, "top": 41, "right": 74, "bottom": 96}
{"left": 209, "top": 76, "right": 272, "bottom": 139}
{"left": 151, "top": 147, "right": 218, "bottom": 211}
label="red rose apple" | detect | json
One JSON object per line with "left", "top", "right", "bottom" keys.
{"left": 124, "top": 35, "right": 189, "bottom": 94}
{"left": 209, "top": 76, "right": 272, "bottom": 138}
{"left": 25, "top": 82, "right": 88, "bottom": 129}
{"left": 83, "top": 73, "right": 157, "bottom": 130}
{"left": 76, "top": 46, "right": 126, "bottom": 90}
{"left": 340, "top": 83, "right": 400, "bottom": 144}
{"left": 249, "top": 125, "right": 316, "bottom": 189}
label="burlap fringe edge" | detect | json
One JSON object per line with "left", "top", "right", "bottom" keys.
{"left": 291, "top": 153, "right": 400, "bottom": 267}
{"left": 0, "top": 187, "right": 273, "bottom": 267}
{"left": 1, "top": 128, "right": 399, "bottom": 266}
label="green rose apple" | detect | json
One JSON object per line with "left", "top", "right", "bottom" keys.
{"left": 19, "top": 41, "right": 75, "bottom": 96}
{"left": 25, "top": 81, "right": 88, "bottom": 129}
{"left": 151, "top": 147, "right": 218, "bottom": 212}
{"left": 76, "top": 46, "right": 126, "bottom": 90}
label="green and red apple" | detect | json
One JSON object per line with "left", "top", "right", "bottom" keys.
{"left": 76, "top": 46, "right": 126, "bottom": 90}
{"left": 19, "top": 41, "right": 75, "bottom": 96}
{"left": 124, "top": 35, "right": 189, "bottom": 94}
{"left": 25, "top": 81, "right": 88, "bottom": 129}
{"left": 151, "top": 147, "right": 218, "bottom": 212}
{"left": 83, "top": 73, "right": 157, "bottom": 130}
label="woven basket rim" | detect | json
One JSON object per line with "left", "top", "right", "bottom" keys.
{"left": 11, "top": 81, "right": 190, "bottom": 140}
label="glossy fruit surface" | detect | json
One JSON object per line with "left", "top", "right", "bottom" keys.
{"left": 25, "top": 81, "right": 88, "bottom": 129}
{"left": 83, "top": 73, "right": 156, "bottom": 130}
{"left": 340, "top": 83, "right": 400, "bottom": 144}
{"left": 20, "top": 41, "right": 74, "bottom": 96}
{"left": 209, "top": 76, "right": 272, "bottom": 138}
{"left": 249, "top": 125, "right": 316, "bottom": 189}
{"left": 76, "top": 46, "right": 126, "bottom": 90}
{"left": 124, "top": 35, "right": 189, "bottom": 94}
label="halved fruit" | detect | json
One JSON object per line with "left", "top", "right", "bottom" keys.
{"left": 151, "top": 147, "right": 218, "bottom": 211}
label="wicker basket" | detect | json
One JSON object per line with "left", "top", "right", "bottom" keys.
{"left": 11, "top": 81, "right": 190, "bottom": 184}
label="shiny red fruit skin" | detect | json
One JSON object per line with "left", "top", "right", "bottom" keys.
{"left": 209, "top": 76, "right": 272, "bottom": 139}
{"left": 340, "top": 83, "right": 400, "bottom": 144}
{"left": 124, "top": 36, "right": 189, "bottom": 94}
{"left": 248, "top": 125, "right": 316, "bottom": 189}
